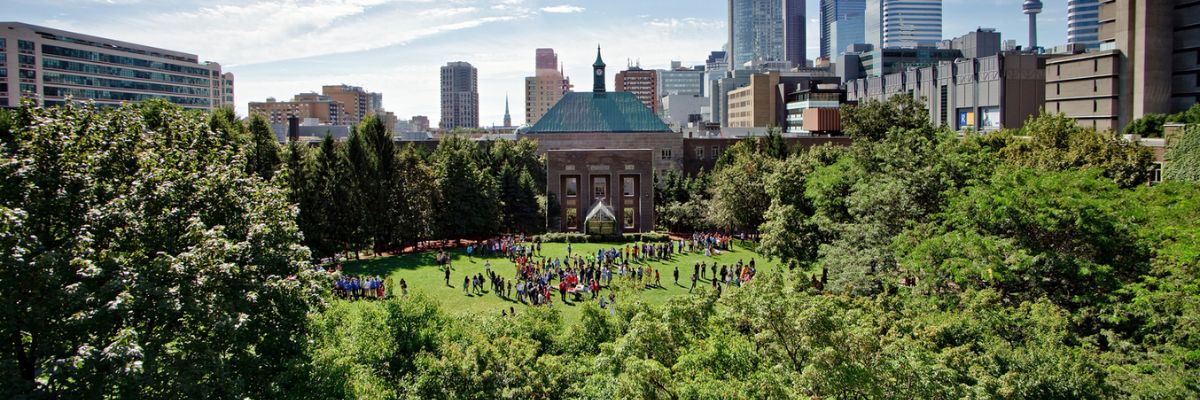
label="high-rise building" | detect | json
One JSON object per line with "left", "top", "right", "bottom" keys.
{"left": 865, "top": 0, "right": 943, "bottom": 49}
{"left": 0, "top": 22, "right": 233, "bottom": 110}
{"left": 658, "top": 66, "right": 705, "bottom": 97}
{"left": 322, "top": 84, "right": 380, "bottom": 126}
{"left": 411, "top": 115, "right": 430, "bottom": 132}
{"left": 525, "top": 48, "right": 571, "bottom": 125}
{"left": 820, "top": 0, "right": 866, "bottom": 58}
{"left": 1066, "top": 0, "right": 1101, "bottom": 49}
{"left": 616, "top": 66, "right": 660, "bottom": 113}
{"left": 1046, "top": 0, "right": 1200, "bottom": 131}
{"left": 728, "top": 0, "right": 806, "bottom": 69}
{"left": 440, "top": 61, "right": 479, "bottom": 130}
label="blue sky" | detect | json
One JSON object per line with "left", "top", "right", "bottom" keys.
{"left": 9, "top": 0, "right": 1067, "bottom": 128}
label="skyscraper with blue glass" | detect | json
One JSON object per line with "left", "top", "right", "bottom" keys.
{"left": 727, "top": 0, "right": 806, "bottom": 70}
{"left": 865, "top": 0, "right": 943, "bottom": 50}
{"left": 820, "top": 0, "right": 866, "bottom": 58}
{"left": 1067, "top": 0, "right": 1101, "bottom": 49}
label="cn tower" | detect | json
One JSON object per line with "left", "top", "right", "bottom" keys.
{"left": 1023, "top": 0, "right": 1043, "bottom": 51}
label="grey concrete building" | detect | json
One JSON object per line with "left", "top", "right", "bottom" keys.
{"left": 440, "top": 61, "right": 479, "bottom": 130}
{"left": 846, "top": 52, "right": 1047, "bottom": 131}
{"left": 1047, "top": 0, "right": 1199, "bottom": 131}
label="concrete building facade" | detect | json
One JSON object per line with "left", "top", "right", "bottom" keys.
{"left": 847, "top": 52, "right": 1048, "bottom": 131}
{"left": 0, "top": 22, "right": 232, "bottom": 110}
{"left": 1048, "top": 0, "right": 1200, "bottom": 131}
{"left": 440, "top": 61, "right": 479, "bottom": 130}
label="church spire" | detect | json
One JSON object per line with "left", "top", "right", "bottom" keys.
{"left": 503, "top": 94, "right": 512, "bottom": 127}
{"left": 593, "top": 45, "right": 606, "bottom": 93}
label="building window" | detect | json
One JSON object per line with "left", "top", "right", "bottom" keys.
{"left": 711, "top": 146, "right": 719, "bottom": 160}
{"left": 1056, "top": 83, "right": 1060, "bottom": 95}
{"left": 566, "top": 208, "right": 578, "bottom": 229}
{"left": 593, "top": 176, "right": 607, "bottom": 200}
{"left": 1093, "top": 100, "right": 1098, "bottom": 113}
{"left": 695, "top": 146, "right": 704, "bottom": 159}
{"left": 660, "top": 149, "right": 672, "bottom": 160}
{"left": 623, "top": 176, "right": 635, "bottom": 197}
{"left": 623, "top": 207, "right": 636, "bottom": 229}
{"left": 17, "top": 40, "right": 33, "bottom": 52}
{"left": 565, "top": 177, "right": 578, "bottom": 197}
{"left": 1150, "top": 163, "right": 1162, "bottom": 184}
{"left": 1093, "top": 59, "right": 1098, "bottom": 72}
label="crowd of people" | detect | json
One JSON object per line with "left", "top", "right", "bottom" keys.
{"left": 328, "top": 232, "right": 756, "bottom": 307}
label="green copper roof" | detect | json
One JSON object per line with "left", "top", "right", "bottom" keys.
{"left": 526, "top": 92, "right": 673, "bottom": 134}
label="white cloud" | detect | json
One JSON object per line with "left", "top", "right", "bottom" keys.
{"left": 540, "top": 5, "right": 584, "bottom": 14}
{"left": 42, "top": 0, "right": 535, "bottom": 67}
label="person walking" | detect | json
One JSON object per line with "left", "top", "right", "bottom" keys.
{"left": 689, "top": 273, "right": 698, "bottom": 293}
{"left": 673, "top": 266, "right": 679, "bottom": 285}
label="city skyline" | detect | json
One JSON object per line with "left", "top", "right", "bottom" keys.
{"left": 8, "top": 0, "right": 1069, "bottom": 128}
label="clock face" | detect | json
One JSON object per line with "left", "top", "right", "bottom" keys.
{"left": 595, "top": 68, "right": 603, "bottom": 76}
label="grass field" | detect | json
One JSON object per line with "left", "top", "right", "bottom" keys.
{"left": 340, "top": 241, "right": 777, "bottom": 323}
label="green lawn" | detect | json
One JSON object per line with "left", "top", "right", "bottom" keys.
{"left": 340, "top": 241, "right": 778, "bottom": 323}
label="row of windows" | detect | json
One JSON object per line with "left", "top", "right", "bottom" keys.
{"left": 41, "top": 44, "right": 210, "bottom": 77}
{"left": 43, "top": 34, "right": 198, "bottom": 63}
{"left": 42, "top": 86, "right": 211, "bottom": 106}
{"left": 43, "top": 72, "right": 211, "bottom": 96}
{"left": 563, "top": 176, "right": 638, "bottom": 199}
{"left": 18, "top": 40, "right": 34, "bottom": 52}
{"left": 42, "top": 58, "right": 213, "bottom": 87}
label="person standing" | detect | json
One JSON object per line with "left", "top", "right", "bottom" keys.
{"left": 673, "top": 266, "right": 679, "bottom": 285}
{"left": 690, "top": 273, "right": 698, "bottom": 293}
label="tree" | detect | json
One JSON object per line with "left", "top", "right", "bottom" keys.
{"left": 0, "top": 101, "right": 320, "bottom": 398}
{"left": 431, "top": 135, "right": 500, "bottom": 240}
{"left": 1002, "top": 112, "right": 1154, "bottom": 188}
{"left": 708, "top": 140, "right": 776, "bottom": 231}
{"left": 246, "top": 113, "right": 282, "bottom": 180}
{"left": 840, "top": 93, "right": 933, "bottom": 142}
{"left": 1124, "top": 113, "right": 1167, "bottom": 137}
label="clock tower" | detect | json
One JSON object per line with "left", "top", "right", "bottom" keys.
{"left": 592, "top": 45, "right": 606, "bottom": 93}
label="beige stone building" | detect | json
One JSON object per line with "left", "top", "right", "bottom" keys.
{"left": 322, "top": 84, "right": 379, "bottom": 126}
{"left": 249, "top": 93, "right": 349, "bottom": 125}
{"left": 726, "top": 72, "right": 779, "bottom": 128}
{"left": 1046, "top": 0, "right": 1199, "bottom": 131}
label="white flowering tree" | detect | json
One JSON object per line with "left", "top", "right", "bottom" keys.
{"left": 0, "top": 100, "right": 322, "bottom": 398}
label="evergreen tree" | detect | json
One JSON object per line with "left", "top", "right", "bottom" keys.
{"left": 246, "top": 113, "right": 282, "bottom": 180}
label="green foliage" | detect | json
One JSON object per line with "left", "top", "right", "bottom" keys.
{"left": 1002, "top": 112, "right": 1154, "bottom": 188}
{"left": 533, "top": 232, "right": 592, "bottom": 243}
{"left": 1124, "top": 113, "right": 1167, "bottom": 137}
{"left": 708, "top": 140, "right": 778, "bottom": 231}
{"left": 840, "top": 93, "right": 933, "bottom": 142}
{"left": 1164, "top": 124, "right": 1200, "bottom": 182}
{"left": 0, "top": 101, "right": 320, "bottom": 398}
{"left": 432, "top": 135, "right": 501, "bottom": 240}
{"left": 654, "top": 170, "right": 711, "bottom": 233}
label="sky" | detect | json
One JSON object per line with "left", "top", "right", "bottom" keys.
{"left": 8, "top": 0, "right": 1068, "bottom": 128}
